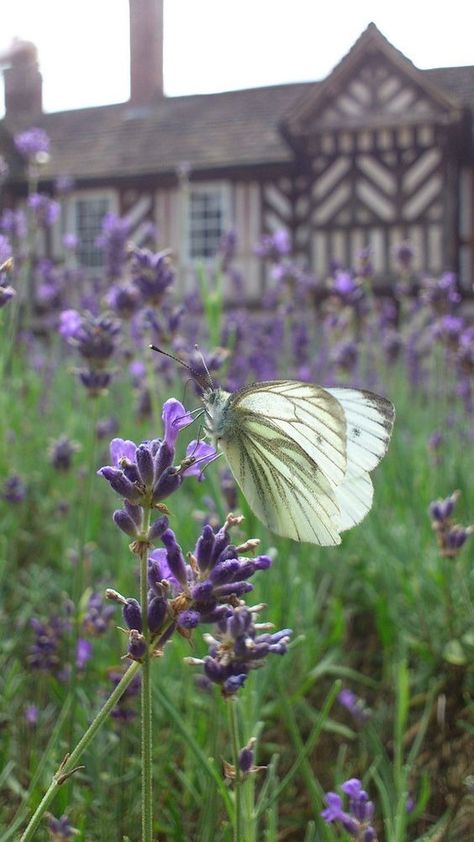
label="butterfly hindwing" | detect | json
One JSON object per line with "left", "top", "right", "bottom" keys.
{"left": 220, "top": 414, "right": 342, "bottom": 545}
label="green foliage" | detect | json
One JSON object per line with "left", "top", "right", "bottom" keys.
{"left": 0, "top": 340, "right": 473, "bottom": 840}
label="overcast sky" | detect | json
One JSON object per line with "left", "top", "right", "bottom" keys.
{"left": 0, "top": 0, "right": 472, "bottom": 115}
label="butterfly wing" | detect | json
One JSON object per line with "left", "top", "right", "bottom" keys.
{"left": 324, "top": 388, "right": 395, "bottom": 532}
{"left": 218, "top": 381, "right": 348, "bottom": 545}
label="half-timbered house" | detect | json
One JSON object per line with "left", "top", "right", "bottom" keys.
{"left": 1, "top": 0, "right": 473, "bottom": 295}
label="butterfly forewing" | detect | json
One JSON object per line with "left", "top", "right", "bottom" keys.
{"left": 325, "top": 388, "right": 394, "bottom": 473}
{"left": 232, "top": 381, "right": 348, "bottom": 488}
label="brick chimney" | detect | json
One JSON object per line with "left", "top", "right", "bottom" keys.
{"left": 0, "top": 39, "right": 43, "bottom": 119}
{"left": 129, "top": 0, "right": 164, "bottom": 104}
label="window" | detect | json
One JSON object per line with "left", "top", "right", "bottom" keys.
{"left": 188, "top": 184, "right": 229, "bottom": 260}
{"left": 75, "top": 196, "right": 111, "bottom": 268}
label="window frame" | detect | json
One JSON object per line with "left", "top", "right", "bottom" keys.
{"left": 63, "top": 188, "right": 118, "bottom": 269}
{"left": 186, "top": 181, "right": 231, "bottom": 262}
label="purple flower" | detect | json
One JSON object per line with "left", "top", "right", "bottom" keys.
{"left": 255, "top": 229, "right": 291, "bottom": 262}
{"left": 59, "top": 309, "right": 82, "bottom": 340}
{"left": 162, "top": 398, "right": 193, "bottom": 448}
{"left": 46, "top": 813, "right": 79, "bottom": 840}
{"left": 82, "top": 592, "right": 115, "bottom": 636}
{"left": 109, "top": 669, "right": 141, "bottom": 722}
{"left": 76, "top": 638, "right": 93, "bottom": 669}
{"left": 27, "top": 193, "right": 60, "bottom": 227}
{"left": 62, "top": 233, "right": 78, "bottom": 251}
{"left": 2, "top": 473, "right": 26, "bottom": 503}
{"left": 15, "top": 127, "right": 50, "bottom": 160}
{"left": 96, "top": 213, "right": 130, "bottom": 280}
{"left": 0, "top": 283, "right": 15, "bottom": 309}
{"left": 0, "top": 208, "right": 27, "bottom": 239}
{"left": 130, "top": 246, "right": 175, "bottom": 304}
{"left": 394, "top": 240, "right": 415, "bottom": 270}
{"left": 24, "top": 704, "right": 39, "bottom": 725}
{"left": 338, "top": 688, "right": 371, "bottom": 723}
{"left": 48, "top": 435, "right": 80, "bottom": 471}
{"left": 321, "top": 778, "right": 376, "bottom": 839}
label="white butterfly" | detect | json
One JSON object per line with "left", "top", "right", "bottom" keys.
{"left": 203, "top": 380, "right": 395, "bottom": 545}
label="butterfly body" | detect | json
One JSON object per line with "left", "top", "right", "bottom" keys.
{"left": 203, "top": 380, "right": 395, "bottom": 546}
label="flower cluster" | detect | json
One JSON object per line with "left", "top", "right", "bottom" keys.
{"left": 45, "top": 812, "right": 79, "bottom": 841}
{"left": 429, "top": 491, "right": 473, "bottom": 558}
{"left": 321, "top": 778, "right": 377, "bottom": 840}
{"left": 28, "top": 193, "right": 60, "bottom": 228}
{"left": 99, "top": 399, "right": 215, "bottom": 514}
{"left": 59, "top": 309, "right": 121, "bottom": 395}
{"left": 95, "top": 212, "right": 130, "bottom": 281}
{"left": 48, "top": 435, "right": 80, "bottom": 472}
{"left": 14, "top": 127, "right": 50, "bottom": 162}
{"left": 188, "top": 602, "right": 292, "bottom": 696}
{"left": 129, "top": 246, "right": 175, "bottom": 305}
{"left": 338, "top": 688, "right": 371, "bottom": 724}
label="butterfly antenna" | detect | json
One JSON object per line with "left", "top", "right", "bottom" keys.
{"left": 194, "top": 344, "right": 214, "bottom": 391}
{"left": 149, "top": 345, "right": 192, "bottom": 373}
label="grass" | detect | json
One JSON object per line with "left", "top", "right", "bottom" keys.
{"left": 0, "top": 286, "right": 473, "bottom": 840}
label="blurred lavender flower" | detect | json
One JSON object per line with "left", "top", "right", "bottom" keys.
{"left": 59, "top": 309, "right": 121, "bottom": 395}
{"left": 109, "top": 669, "right": 141, "bottom": 722}
{"left": 0, "top": 208, "right": 27, "bottom": 240}
{"left": 2, "top": 473, "right": 26, "bottom": 503}
{"left": 27, "top": 193, "right": 60, "bottom": 228}
{"left": 76, "top": 638, "right": 93, "bottom": 669}
{"left": 0, "top": 280, "right": 16, "bottom": 309}
{"left": 429, "top": 490, "right": 473, "bottom": 558}
{"left": 255, "top": 229, "right": 291, "bottom": 262}
{"left": 55, "top": 175, "right": 75, "bottom": 195}
{"left": 15, "top": 127, "right": 50, "bottom": 161}
{"left": 62, "top": 233, "right": 78, "bottom": 251}
{"left": 0, "top": 234, "right": 12, "bottom": 264}
{"left": 82, "top": 591, "right": 115, "bottom": 636}
{"left": 24, "top": 704, "right": 39, "bottom": 725}
{"left": 338, "top": 688, "right": 371, "bottom": 723}
{"left": 129, "top": 246, "right": 174, "bottom": 305}
{"left": 96, "top": 416, "right": 119, "bottom": 441}
{"left": 46, "top": 813, "right": 79, "bottom": 841}
{"left": 218, "top": 229, "right": 237, "bottom": 273}
{"left": 28, "top": 613, "right": 71, "bottom": 675}
{"left": 96, "top": 212, "right": 130, "bottom": 280}
{"left": 48, "top": 435, "right": 80, "bottom": 471}
{"left": 321, "top": 778, "right": 377, "bottom": 840}
{"left": 106, "top": 281, "right": 140, "bottom": 319}
{"left": 394, "top": 240, "right": 415, "bottom": 272}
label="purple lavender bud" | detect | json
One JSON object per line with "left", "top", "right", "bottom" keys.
{"left": 209, "top": 559, "right": 241, "bottom": 585}
{"left": 191, "top": 581, "right": 214, "bottom": 602}
{"left": 124, "top": 500, "right": 143, "bottom": 528}
{"left": 113, "top": 509, "right": 139, "bottom": 537}
{"left": 254, "top": 555, "right": 272, "bottom": 570}
{"left": 239, "top": 746, "right": 254, "bottom": 774}
{"left": 211, "top": 527, "right": 230, "bottom": 566}
{"left": 203, "top": 657, "right": 225, "bottom": 682}
{"left": 364, "top": 829, "right": 377, "bottom": 842}
{"left": 152, "top": 467, "right": 182, "bottom": 502}
{"left": 195, "top": 524, "right": 216, "bottom": 571}
{"left": 148, "top": 515, "right": 169, "bottom": 541}
{"left": 429, "top": 502, "right": 444, "bottom": 522}
{"left": 147, "top": 596, "right": 167, "bottom": 633}
{"left": 79, "top": 369, "right": 112, "bottom": 394}
{"left": 123, "top": 598, "right": 142, "bottom": 632}
{"left": 154, "top": 440, "right": 175, "bottom": 477}
{"left": 214, "top": 582, "right": 253, "bottom": 599}
{"left": 161, "top": 528, "right": 187, "bottom": 585}
{"left": 229, "top": 608, "right": 252, "bottom": 639}
{"left": 76, "top": 638, "right": 93, "bottom": 669}
{"left": 214, "top": 544, "right": 238, "bottom": 564}
{"left": 177, "top": 609, "right": 200, "bottom": 629}
{"left": 136, "top": 444, "right": 155, "bottom": 488}
{"left": 446, "top": 526, "right": 468, "bottom": 549}
{"left": 128, "top": 630, "right": 147, "bottom": 661}
{"left": 98, "top": 467, "right": 141, "bottom": 502}
{"left": 223, "top": 674, "right": 247, "bottom": 695}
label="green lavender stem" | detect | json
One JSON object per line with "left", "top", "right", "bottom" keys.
{"left": 19, "top": 661, "right": 142, "bottom": 842}
{"left": 228, "top": 699, "right": 243, "bottom": 842}
{"left": 139, "top": 510, "right": 153, "bottom": 842}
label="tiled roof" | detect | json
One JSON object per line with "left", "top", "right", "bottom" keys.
{"left": 1, "top": 83, "right": 313, "bottom": 182}
{"left": 1, "top": 49, "right": 473, "bottom": 183}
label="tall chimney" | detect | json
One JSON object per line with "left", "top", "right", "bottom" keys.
{"left": 129, "top": 0, "right": 164, "bottom": 104}
{"left": 1, "top": 39, "right": 43, "bottom": 119}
